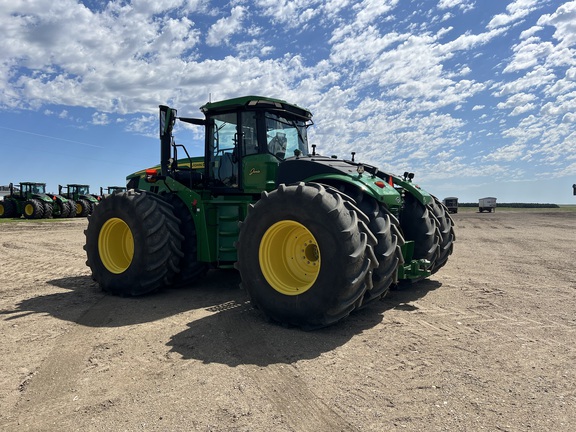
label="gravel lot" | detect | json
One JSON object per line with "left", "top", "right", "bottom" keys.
{"left": 1, "top": 209, "right": 575, "bottom": 431}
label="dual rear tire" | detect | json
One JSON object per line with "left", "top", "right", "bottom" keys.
{"left": 236, "top": 182, "right": 378, "bottom": 329}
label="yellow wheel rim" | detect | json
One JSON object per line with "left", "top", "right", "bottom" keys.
{"left": 98, "top": 218, "right": 134, "bottom": 274}
{"left": 0, "top": 204, "right": 4, "bottom": 217}
{"left": 24, "top": 203, "right": 34, "bottom": 216}
{"left": 259, "top": 220, "right": 320, "bottom": 296}
{"left": 76, "top": 203, "right": 82, "bottom": 215}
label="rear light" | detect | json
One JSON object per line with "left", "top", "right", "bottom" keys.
{"left": 145, "top": 169, "right": 158, "bottom": 183}
{"left": 374, "top": 181, "right": 385, "bottom": 188}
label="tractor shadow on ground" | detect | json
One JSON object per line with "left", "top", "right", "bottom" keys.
{"left": 3, "top": 271, "right": 440, "bottom": 365}
{"left": 1, "top": 270, "right": 246, "bottom": 328}
{"left": 166, "top": 278, "right": 442, "bottom": 367}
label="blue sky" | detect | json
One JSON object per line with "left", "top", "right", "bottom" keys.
{"left": 1, "top": 0, "right": 575, "bottom": 203}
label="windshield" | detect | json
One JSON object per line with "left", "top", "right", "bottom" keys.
{"left": 265, "top": 113, "right": 308, "bottom": 160}
{"left": 29, "top": 184, "right": 45, "bottom": 194}
{"left": 77, "top": 186, "right": 90, "bottom": 195}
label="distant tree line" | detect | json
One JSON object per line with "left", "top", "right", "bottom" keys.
{"left": 458, "top": 203, "right": 560, "bottom": 208}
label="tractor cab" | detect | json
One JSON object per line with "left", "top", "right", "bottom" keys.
{"left": 147, "top": 96, "right": 313, "bottom": 196}
{"left": 20, "top": 182, "right": 47, "bottom": 198}
{"left": 71, "top": 184, "right": 90, "bottom": 195}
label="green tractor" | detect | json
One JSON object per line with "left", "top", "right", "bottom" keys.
{"left": 85, "top": 96, "right": 454, "bottom": 329}
{"left": 0, "top": 182, "right": 75, "bottom": 219}
{"left": 59, "top": 184, "right": 100, "bottom": 217}
{"left": 99, "top": 186, "right": 127, "bottom": 198}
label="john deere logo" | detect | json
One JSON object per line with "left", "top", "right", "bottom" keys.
{"left": 249, "top": 168, "right": 261, "bottom": 175}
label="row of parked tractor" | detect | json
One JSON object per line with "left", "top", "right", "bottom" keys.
{"left": 0, "top": 183, "right": 126, "bottom": 219}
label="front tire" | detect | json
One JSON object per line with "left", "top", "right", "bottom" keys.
{"left": 76, "top": 199, "right": 91, "bottom": 217}
{"left": 84, "top": 190, "right": 183, "bottom": 296}
{"left": 163, "top": 193, "right": 208, "bottom": 285}
{"left": 23, "top": 199, "right": 45, "bottom": 219}
{"left": 236, "top": 182, "right": 377, "bottom": 329}
{"left": 0, "top": 199, "right": 17, "bottom": 218}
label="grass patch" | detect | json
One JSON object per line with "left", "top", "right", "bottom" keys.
{"left": 0, "top": 217, "right": 84, "bottom": 223}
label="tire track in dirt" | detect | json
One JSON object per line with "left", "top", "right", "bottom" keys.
{"left": 6, "top": 294, "right": 109, "bottom": 430}
{"left": 383, "top": 295, "right": 576, "bottom": 363}
{"left": 219, "top": 305, "right": 358, "bottom": 432}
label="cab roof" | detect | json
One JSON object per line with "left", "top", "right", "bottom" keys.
{"left": 200, "top": 95, "right": 312, "bottom": 120}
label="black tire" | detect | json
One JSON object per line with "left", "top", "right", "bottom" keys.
{"left": 52, "top": 199, "right": 66, "bottom": 218}
{"left": 163, "top": 193, "right": 208, "bottom": 285}
{"left": 236, "top": 182, "right": 377, "bottom": 329}
{"left": 42, "top": 201, "right": 53, "bottom": 219}
{"left": 428, "top": 197, "right": 455, "bottom": 274}
{"left": 76, "top": 199, "right": 91, "bottom": 217}
{"left": 84, "top": 190, "right": 184, "bottom": 296}
{"left": 360, "top": 198, "right": 405, "bottom": 303}
{"left": 399, "top": 193, "right": 440, "bottom": 266}
{"left": 0, "top": 199, "right": 17, "bottom": 218}
{"left": 335, "top": 186, "right": 404, "bottom": 304}
{"left": 86, "top": 200, "right": 96, "bottom": 215}
{"left": 66, "top": 200, "right": 76, "bottom": 218}
{"left": 23, "top": 199, "right": 45, "bottom": 219}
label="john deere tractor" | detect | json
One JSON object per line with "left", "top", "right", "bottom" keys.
{"left": 85, "top": 96, "right": 454, "bottom": 329}
{"left": 59, "top": 184, "right": 99, "bottom": 217}
{"left": 0, "top": 182, "right": 75, "bottom": 219}
{"left": 99, "top": 186, "right": 127, "bottom": 198}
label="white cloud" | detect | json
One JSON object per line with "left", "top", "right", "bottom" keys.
{"left": 354, "top": 0, "right": 399, "bottom": 27}
{"left": 496, "top": 66, "right": 556, "bottom": 96}
{"left": 254, "top": 0, "right": 322, "bottom": 27}
{"left": 91, "top": 112, "right": 109, "bottom": 125}
{"left": 497, "top": 92, "right": 536, "bottom": 110}
{"left": 437, "top": 0, "right": 475, "bottom": 12}
{"left": 520, "top": 25, "right": 543, "bottom": 39}
{"left": 537, "top": 0, "right": 576, "bottom": 46}
{"left": 206, "top": 6, "right": 246, "bottom": 47}
{"left": 503, "top": 37, "right": 554, "bottom": 73}
{"left": 483, "top": 143, "right": 526, "bottom": 162}
{"left": 487, "top": 0, "right": 539, "bottom": 30}
{"left": 510, "top": 103, "right": 535, "bottom": 116}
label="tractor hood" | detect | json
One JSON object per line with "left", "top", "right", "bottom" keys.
{"left": 277, "top": 156, "right": 364, "bottom": 184}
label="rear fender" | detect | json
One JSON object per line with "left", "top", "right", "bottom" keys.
{"left": 34, "top": 194, "right": 54, "bottom": 204}
{"left": 136, "top": 176, "right": 212, "bottom": 263}
{"left": 387, "top": 174, "right": 433, "bottom": 206}
{"left": 302, "top": 173, "right": 402, "bottom": 209}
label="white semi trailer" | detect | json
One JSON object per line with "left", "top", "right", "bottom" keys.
{"left": 479, "top": 197, "right": 497, "bottom": 213}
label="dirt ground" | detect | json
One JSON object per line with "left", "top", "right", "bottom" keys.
{"left": 0, "top": 209, "right": 575, "bottom": 432}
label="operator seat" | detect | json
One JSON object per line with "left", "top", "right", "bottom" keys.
{"left": 218, "top": 152, "right": 237, "bottom": 186}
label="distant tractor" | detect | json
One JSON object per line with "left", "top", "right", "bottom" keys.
{"left": 99, "top": 186, "right": 127, "bottom": 198}
{"left": 479, "top": 197, "right": 497, "bottom": 213}
{"left": 85, "top": 96, "right": 455, "bottom": 329}
{"left": 443, "top": 197, "right": 458, "bottom": 214}
{"left": 59, "top": 184, "right": 100, "bottom": 217}
{"left": 0, "top": 182, "right": 74, "bottom": 219}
